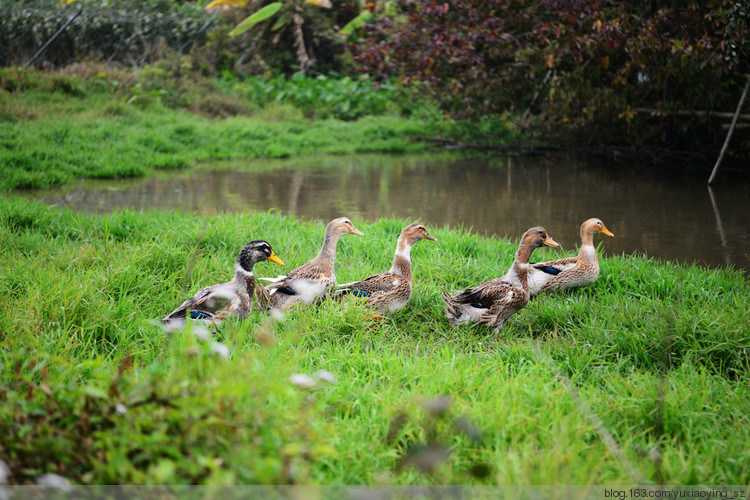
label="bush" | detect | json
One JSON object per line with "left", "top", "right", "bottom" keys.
{"left": 355, "top": 0, "right": 750, "bottom": 157}
{"left": 212, "top": 0, "right": 361, "bottom": 76}
{"left": 0, "top": 0, "right": 211, "bottom": 68}
{"left": 229, "top": 72, "right": 418, "bottom": 120}
{"left": 0, "top": 0, "right": 365, "bottom": 77}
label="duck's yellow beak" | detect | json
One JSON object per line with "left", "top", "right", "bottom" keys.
{"left": 268, "top": 251, "right": 285, "bottom": 266}
{"left": 544, "top": 236, "right": 559, "bottom": 247}
{"left": 601, "top": 226, "right": 614, "bottom": 237}
{"left": 351, "top": 227, "right": 364, "bottom": 236}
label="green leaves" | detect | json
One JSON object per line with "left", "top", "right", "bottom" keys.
{"left": 228, "top": 2, "right": 283, "bottom": 37}
{"left": 1, "top": 0, "right": 210, "bottom": 68}
{"left": 339, "top": 10, "right": 374, "bottom": 36}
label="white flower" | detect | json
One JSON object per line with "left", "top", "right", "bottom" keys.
{"left": 115, "top": 403, "right": 128, "bottom": 415}
{"left": 315, "top": 369, "right": 336, "bottom": 384}
{"left": 269, "top": 307, "right": 286, "bottom": 322}
{"left": 192, "top": 325, "right": 211, "bottom": 342}
{"left": 210, "top": 342, "right": 230, "bottom": 358}
{"left": 35, "top": 473, "right": 72, "bottom": 491}
{"left": 0, "top": 460, "right": 9, "bottom": 484}
{"left": 289, "top": 373, "right": 317, "bottom": 389}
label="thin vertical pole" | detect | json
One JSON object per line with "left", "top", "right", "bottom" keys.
{"left": 708, "top": 72, "right": 750, "bottom": 185}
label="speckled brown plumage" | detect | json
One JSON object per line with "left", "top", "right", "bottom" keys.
{"left": 443, "top": 227, "right": 558, "bottom": 333}
{"left": 335, "top": 222, "right": 437, "bottom": 314}
{"left": 162, "top": 240, "right": 284, "bottom": 325}
{"left": 528, "top": 218, "right": 614, "bottom": 296}
{"left": 264, "top": 217, "right": 363, "bottom": 310}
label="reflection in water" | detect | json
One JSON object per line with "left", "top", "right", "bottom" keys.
{"left": 22, "top": 154, "right": 750, "bottom": 273}
{"left": 707, "top": 186, "right": 731, "bottom": 267}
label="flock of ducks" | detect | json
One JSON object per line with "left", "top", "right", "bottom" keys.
{"left": 162, "top": 217, "right": 614, "bottom": 334}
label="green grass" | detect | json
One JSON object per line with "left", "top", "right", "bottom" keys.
{"left": 0, "top": 99, "right": 431, "bottom": 190}
{"left": 1, "top": 197, "right": 749, "bottom": 485}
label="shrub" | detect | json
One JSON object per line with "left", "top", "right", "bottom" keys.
{"left": 0, "top": 0, "right": 211, "bottom": 68}
{"left": 230, "top": 72, "right": 418, "bottom": 120}
{"left": 355, "top": 0, "right": 750, "bottom": 157}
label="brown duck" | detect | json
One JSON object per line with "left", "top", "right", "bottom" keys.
{"left": 335, "top": 222, "right": 437, "bottom": 315}
{"left": 263, "top": 217, "right": 363, "bottom": 310}
{"left": 527, "top": 218, "right": 614, "bottom": 296}
{"left": 442, "top": 227, "right": 558, "bottom": 333}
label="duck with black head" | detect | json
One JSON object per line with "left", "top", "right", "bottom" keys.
{"left": 162, "top": 240, "right": 284, "bottom": 326}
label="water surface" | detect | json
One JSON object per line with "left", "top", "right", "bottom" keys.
{"left": 21, "top": 153, "right": 750, "bottom": 274}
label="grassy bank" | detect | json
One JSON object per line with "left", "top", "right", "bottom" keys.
{"left": 1, "top": 197, "right": 748, "bottom": 485}
{"left": 0, "top": 67, "right": 445, "bottom": 190}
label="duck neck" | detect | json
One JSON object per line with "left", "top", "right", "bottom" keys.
{"left": 314, "top": 225, "right": 342, "bottom": 264}
{"left": 580, "top": 227, "right": 595, "bottom": 247}
{"left": 389, "top": 237, "right": 413, "bottom": 281}
{"left": 515, "top": 241, "right": 535, "bottom": 265}
{"left": 233, "top": 263, "right": 255, "bottom": 293}
{"left": 508, "top": 241, "right": 535, "bottom": 292}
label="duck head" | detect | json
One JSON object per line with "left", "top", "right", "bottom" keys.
{"left": 329, "top": 217, "right": 364, "bottom": 237}
{"left": 400, "top": 222, "right": 437, "bottom": 246}
{"left": 517, "top": 226, "right": 558, "bottom": 263}
{"left": 581, "top": 218, "right": 614, "bottom": 238}
{"left": 237, "top": 240, "right": 285, "bottom": 272}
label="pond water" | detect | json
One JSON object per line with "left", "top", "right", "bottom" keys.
{"left": 20, "top": 153, "right": 750, "bottom": 274}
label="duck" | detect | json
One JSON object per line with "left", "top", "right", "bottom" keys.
{"left": 442, "top": 227, "right": 558, "bottom": 333}
{"left": 263, "top": 217, "right": 364, "bottom": 310}
{"left": 162, "top": 240, "right": 284, "bottom": 325}
{"left": 334, "top": 222, "right": 437, "bottom": 315}
{"left": 527, "top": 218, "right": 614, "bottom": 296}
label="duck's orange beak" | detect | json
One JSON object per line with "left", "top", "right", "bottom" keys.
{"left": 351, "top": 227, "right": 364, "bottom": 236}
{"left": 544, "top": 236, "right": 559, "bottom": 247}
{"left": 601, "top": 226, "right": 614, "bottom": 237}
{"left": 268, "top": 251, "right": 285, "bottom": 266}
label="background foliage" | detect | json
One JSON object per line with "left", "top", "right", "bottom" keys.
{"left": 356, "top": 0, "right": 750, "bottom": 157}
{"left": 1, "top": 0, "right": 749, "bottom": 161}
{"left": 0, "top": 0, "right": 210, "bottom": 67}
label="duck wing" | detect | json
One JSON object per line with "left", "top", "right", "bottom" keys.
{"left": 532, "top": 256, "right": 579, "bottom": 275}
{"left": 453, "top": 278, "right": 516, "bottom": 308}
{"left": 162, "top": 283, "right": 235, "bottom": 321}
{"left": 266, "top": 261, "right": 332, "bottom": 294}
{"left": 336, "top": 272, "right": 402, "bottom": 297}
